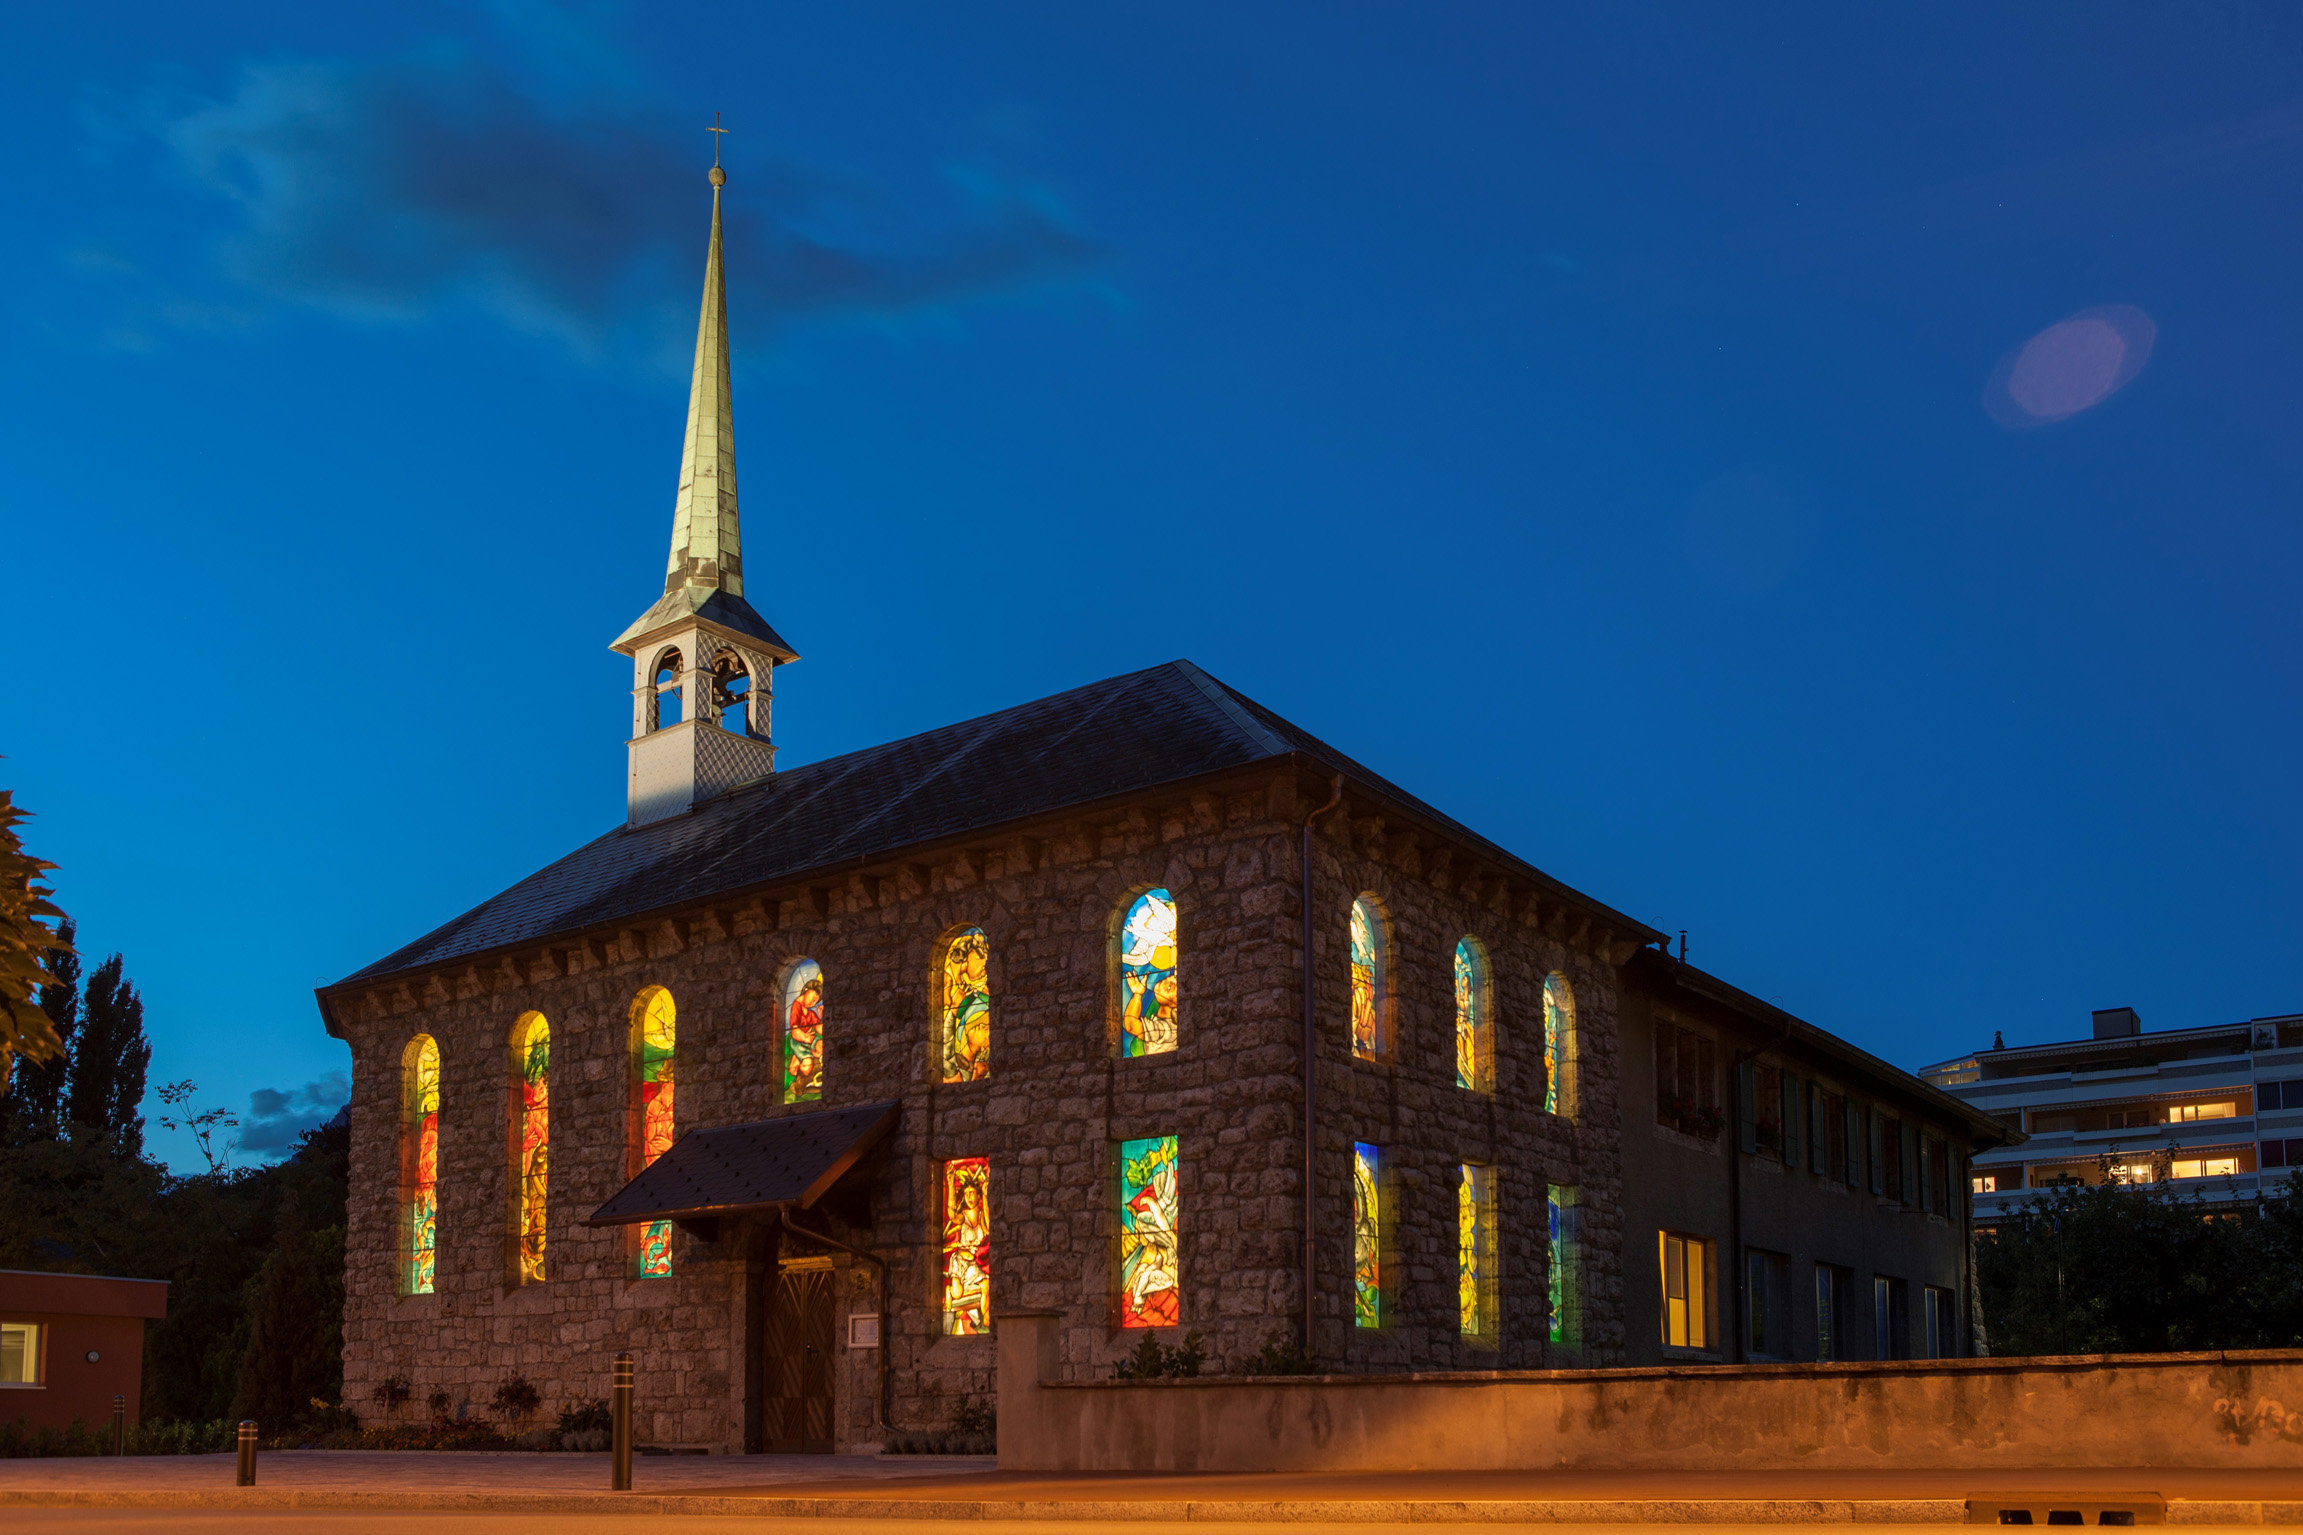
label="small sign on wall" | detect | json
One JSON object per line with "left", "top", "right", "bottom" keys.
{"left": 847, "top": 1313, "right": 881, "bottom": 1349}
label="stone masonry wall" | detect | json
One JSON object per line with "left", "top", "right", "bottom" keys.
{"left": 334, "top": 766, "right": 1636, "bottom": 1450}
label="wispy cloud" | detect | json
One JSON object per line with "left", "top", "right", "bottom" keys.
{"left": 237, "top": 1071, "right": 350, "bottom": 1155}
{"left": 133, "top": 31, "right": 1102, "bottom": 355}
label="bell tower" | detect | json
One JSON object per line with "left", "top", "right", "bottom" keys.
{"left": 612, "top": 151, "right": 797, "bottom": 826}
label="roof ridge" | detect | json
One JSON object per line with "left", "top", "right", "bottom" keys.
{"left": 1169, "top": 660, "right": 1297, "bottom": 760}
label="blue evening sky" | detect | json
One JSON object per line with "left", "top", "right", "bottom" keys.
{"left": 6, "top": 3, "right": 2301, "bottom": 1170}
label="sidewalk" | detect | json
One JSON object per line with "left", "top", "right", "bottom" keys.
{"left": 0, "top": 1452, "right": 2296, "bottom": 1522}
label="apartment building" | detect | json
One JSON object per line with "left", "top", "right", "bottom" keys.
{"left": 1921, "top": 1007, "right": 2303, "bottom": 1223}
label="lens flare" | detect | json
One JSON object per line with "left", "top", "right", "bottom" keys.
{"left": 1985, "top": 305, "right": 2156, "bottom": 427}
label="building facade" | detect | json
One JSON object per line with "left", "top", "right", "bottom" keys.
{"left": 1621, "top": 959, "right": 2006, "bottom": 1365}
{"left": 320, "top": 160, "right": 2003, "bottom": 1453}
{"left": 1924, "top": 1007, "right": 2303, "bottom": 1223}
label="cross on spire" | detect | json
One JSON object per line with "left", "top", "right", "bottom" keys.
{"left": 707, "top": 111, "right": 728, "bottom": 167}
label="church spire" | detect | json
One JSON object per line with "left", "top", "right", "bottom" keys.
{"left": 612, "top": 137, "right": 796, "bottom": 826}
{"left": 663, "top": 155, "right": 740, "bottom": 599}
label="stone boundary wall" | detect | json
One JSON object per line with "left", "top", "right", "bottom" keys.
{"left": 997, "top": 1310, "right": 2303, "bottom": 1472}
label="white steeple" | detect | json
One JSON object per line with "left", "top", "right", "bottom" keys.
{"left": 612, "top": 147, "right": 796, "bottom": 826}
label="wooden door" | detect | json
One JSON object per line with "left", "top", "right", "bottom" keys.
{"left": 763, "top": 1266, "right": 836, "bottom": 1452}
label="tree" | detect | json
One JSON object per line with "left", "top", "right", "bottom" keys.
{"left": 4, "top": 920, "right": 79, "bottom": 1145}
{"left": 0, "top": 786, "right": 72, "bottom": 1084}
{"left": 69, "top": 954, "right": 151, "bottom": 1158}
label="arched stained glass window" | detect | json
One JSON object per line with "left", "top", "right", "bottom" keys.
{"left": 939, "top": 927, "right": 991, "bottom": 1083}
{"left": 1118, "top": 889, "right": 1178, "bottom": 1058}
{"left": 1453, "top": 938, "right": 1490, "bottom": 1092}
{"left": 782, "top": 960, "right": 824, "bottom": 1104}
{"left": 1544, "top": 974, "right": 1577, "bottom": 1119}
{"left": 940, "top": 1158, "right": 991, "bottom": 1335}
{"left": 630, "top": 987, "right": 677, "bottom": 1276}
{"left": 1352, "top": 1141, "right": 1381, "bottom": 1327}
{"left": 1118, "top": 1134, "right": 1180, "bottom": 1328}
{"left": 512, "top": 1014, "right": 549, "bottom": 1284}
{"left": 402, "top": 1035, "right": 440, "bottom": 1296}
{"left": 1349, "top": 897, "right": 1387, "bottom": 1060}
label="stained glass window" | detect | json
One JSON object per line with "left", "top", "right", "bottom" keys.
{"left": 1543, "top": 975, "right": 1575, "bottom": 1117}
{"left": 1548, "top": 1183, "right": 1580, "bottom": 1348}
{"left": 1459, "top": 1162, "right": 1495, "bottom": 1338}
{"left": 1117, "top": 1134, "right": 1180, "bottom": 1328}
{"left": 513, "top": 1014, "right": 549, "bottom": 1285}
{"left": 1349, "top": 897, "right": 1386, "bottom": 1059}
{"left": 1118, "top": 889, "right": 1178, "bottom": 1058}
{"left": 940, "top": 927, "right": 991, "bottom": 1083}
{"left": 940, "top": 1157, "right": 991, "bottom": 1335}
{"left": 402, "top": 1035, "right": 439, "bottom": 1296}
{"left": 1453, "top": 938, "right": 1490, "bottom": 1092}
{"left": 1352, "top": 1141, "right": 1381, "bottom": 1328}
{"left": 782, "top": 960, "right": 824, "bottom": 1104}
{"left": 631, "top": 987, "right": 676, "bottom": 1277}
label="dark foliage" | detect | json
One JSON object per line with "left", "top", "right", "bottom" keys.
{"left": 67, "top": 954, "right": 151, "bottom": 1158}
{"left": 2, "top": 920, "right": 78, "bottom": 1144}
{"left": 1977, "top": 1169, "right": 2303, "bottom": 1354}
{"left": 491, "top": 1375, "right": 542, "bottom": 1420}
{"left": 1235, "top": 1334, "right": 1318, "bottom": 1375}
{"left": 0, "top": 1112, "right": 350, "bottom": 1423}
{"left": 1111, "top": 1329, "right": 1205, "bottom": 1379}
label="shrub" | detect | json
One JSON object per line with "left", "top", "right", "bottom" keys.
{"left": 557, "top": 1399, "right": 611, "bottom": 1436}
{"left": 371, "top": 1376, "right": 412, "bottom": 1418}
{"left": 1112, "top": 1330, "right": 1205, "bottom": 1380}
{"left": 425, "top": 1389, "right": 453, "bottom": 1426}
{"left": 1235, "top": 1335, "right": 1317, "bottom": 1376}
{"left": 490, "top": 1375, "right": 542, "bottom": 1421}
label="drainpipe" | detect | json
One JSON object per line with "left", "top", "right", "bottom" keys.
{"left": 781, "top": 1210, "right": 889, "bottom": 1433}
{"left": 1300, "top": 772, "right": 1345, "bottom": 1361}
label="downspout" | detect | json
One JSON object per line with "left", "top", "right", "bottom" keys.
{"left": 1300, "top": 772, "right": 1345, "bottom": 1361}
{"left": 781, "top": 1210, "right": 889, "bottom": 1434}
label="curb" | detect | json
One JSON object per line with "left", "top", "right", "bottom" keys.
{"left": 1, "top": 1489, "right": 2296, "bottom": 1522}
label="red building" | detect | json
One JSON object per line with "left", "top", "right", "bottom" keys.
{"left": 0, "top": 1271, "right": 168, "bottom": 1433}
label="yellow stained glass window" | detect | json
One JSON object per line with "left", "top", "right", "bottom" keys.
{"left": 403, "top": 1035, "right": 439, "bottom": 1295}
{"left": 940, "top": 1158, "right": 991, "bottom": 1334}
{"left": 940, "top": 927, "right": 991, "bottom": 1082}
{"left": 1349, "top": 898, "right": 1386, "bottom": 1060}
{"left": 1458, "top": 1162, "right": 1495, "bottom": 1338}
{"left": 513, "top": 1014, "right": 549, "bottom": 1284}
{"left": 1544, "top": 974, "right": 1575, "bottom": 1117}
{"left": 1454, "top": 938, "right": 1489, "bottom": 1091}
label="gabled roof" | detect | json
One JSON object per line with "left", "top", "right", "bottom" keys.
{"left": 327, "top": 660, "right": 1660, "bottom": 994}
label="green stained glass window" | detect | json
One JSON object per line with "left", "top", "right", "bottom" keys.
{"left": 1118, "top": 1135, "right": 1180, "bottom": 1328}
{"left": 1353, "top": 1141, "right": 1381, "bottom": 1328}
{"left": 1548, "top": 1183, "right": 1580, "bottom": 1348}
{"left": 1117, "top": 890, "right": 1178, "bottom": 1058}
{"left": 1543, "top": 974, "right": 1574, "bottom": 1117}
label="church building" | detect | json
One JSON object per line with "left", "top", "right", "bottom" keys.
{"left": 320, "top": 160, "right": 2007, "bottom": 1453}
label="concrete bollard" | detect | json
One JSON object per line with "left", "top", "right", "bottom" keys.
{"left": 235, "top": 1421, "right": 257, "bottom": 1486}
{"left": 111, "top": 1395, "right": 124, "bottom": 1456}
{"left": 610, "top": 1352, "right": 633, "bottom": 1491}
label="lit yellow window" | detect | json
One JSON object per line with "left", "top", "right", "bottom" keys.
{"left": 1658, "top": 1231, "right": 1713, "bottom": 1351}
{"left": 0, "top": 1322, "right": 38, "bottom": 1385}
{"left": 2171, "top": 1157, "right": 2239, "bottom": 1179}
{"left": 2168, "top": 1102, "right": 2236, "bottom": 1123}
{"left": 1971, "top": 1173, "right": 1998, "bottom": 1193}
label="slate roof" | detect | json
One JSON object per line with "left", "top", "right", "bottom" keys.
{"left": 588, "top": 1101, "right": 899, "bottom": 1225}
{"left": 329, "top": 660, "right": 1660, "bottom": 992}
